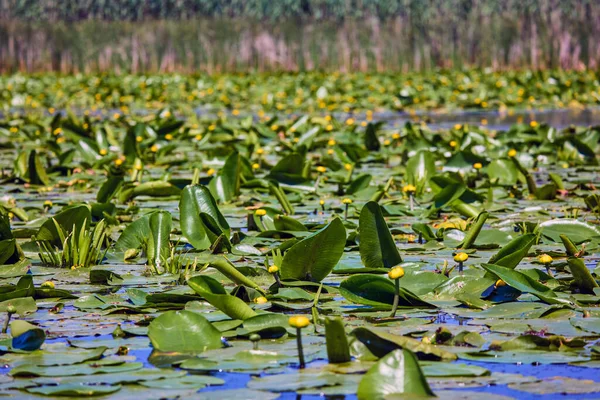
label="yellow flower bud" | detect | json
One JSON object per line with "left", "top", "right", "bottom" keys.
{"left": 136, "top": 136, "right": 143, "bottom": 143}
{"left": 99, "top": 149, "right": 108, "bottom": 156}
{"left": 403, "top": 184, "right": 417, "bottom": 194}
{"left": 255, "top": 209, "right": 267, "bottom": 217}
{"left": 165, "top": 133, "right": 173, "bottom": 141}
{"left": 268, "top": 265, "right": 279, "bottom": 274}
{"left": 41, "top": 281, "right": 55, "bottom": 289}
{"left": 508, "top": 149, "right": 517, "bottom": 158}
{"left": 473, "top": 162, "right": 483, "bottom": 170}
{"left": 495, "top": 279, "right": 506, "bottom": 287}
{"left": 388, "top": 266, "right": 405, "bottom": 280}
{"left": 252, "top": 163, "right": 260, "bottom": 170}
{"left": 254, "top": 296, "right": 268, "bottom": 304}
{"left": 530, "top": 121, "right": 538, "bottom": 128}
{"left": 327, "top": 139, "right": 336, "bottom": 146}
{"left": 206, "top": 168, "right": 215, "bottom": 176}
{"left": 114, "top": 158, "right": 124, "bottom": 166}
{"left": 289, "top": 316, "right": 310, "bottom": 329}
{"left": 539, "top": 254, "right": 553, "bottom": 265}
{"left": 316, "top": 166, "right": 327, "bottom": 173}
{"left": 454, "top": 252, "right": 469, "bottom": 263}
{"left": 342, "top": 198, "right": 353, "bottom": 205}
{"left": 150, "top": 145, "right": 159, "bottom": 153}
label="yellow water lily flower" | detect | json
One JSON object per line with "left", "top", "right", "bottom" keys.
{"left": 254, "top": 296, "right": 268, "bottom": 304}
{"left": 454, "top": 252, "right": 469, "bottom": 263}
{"left": 539, "top": 254, "right": 553, "bottom": 265}
{"left": 289, "top": 316, "right": 310, "bottom": 329}
{"left": 403, "top": 184, "right": 416, "bottom": 194}
{"left": 388, "top": 266, "right": 405, "bottom": 280}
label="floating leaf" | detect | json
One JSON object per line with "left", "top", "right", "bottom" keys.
{"left": 148, "top": 310, "right": 222, "bottom": 353}
{"left": 10, "top": 320, "right": 46, "bottom": 351}
{"left": 537, "top": 219, "right": 600, "bottom": 244}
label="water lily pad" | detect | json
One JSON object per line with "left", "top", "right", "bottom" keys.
{"left": 148, "top": 310, "right": 223, "bottom": 353}
{"left": 26, "top": 383, "right": 121, "bottom": 396}
{"left": 357, "top": 349, "right": 435, "bottom": 399}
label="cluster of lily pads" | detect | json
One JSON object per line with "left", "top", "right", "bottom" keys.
{"left": 1, "top": 69, "right": 599, "bottom": 114}
{"left": 0, "top": 97, "right": 600, "bottom": 399}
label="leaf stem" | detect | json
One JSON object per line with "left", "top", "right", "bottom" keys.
{"left": 312, "top": 283, "right": 323, "bottom": 333}
{"left": 390, "top": 278, "right": 400, "bottom": 318}
{"left": 296, "top": 327, "right": 305, "bottom": 368}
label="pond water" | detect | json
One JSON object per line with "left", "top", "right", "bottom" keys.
{"left": 2, "top": 102, "right": 600, "bottom": 399}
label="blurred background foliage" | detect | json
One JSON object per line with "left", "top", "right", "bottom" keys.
{"left": 0, "top": 0, "right": 598, "bottom": 72}
{"left": 1, "top": 0, "right": 595, "bottom": 21}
